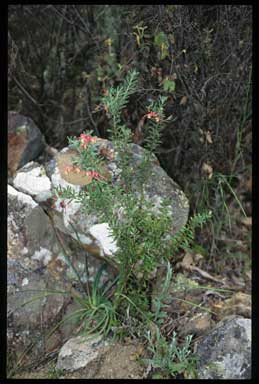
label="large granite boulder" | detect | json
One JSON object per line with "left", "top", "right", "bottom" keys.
{"left": 195, "top": 316, "right": 251, "bottom": 379}
{"left": 45, "top": 139, "right": 189, "bottom": 272}
{"left": 9, "top": 137, "right": 189, "bottom": 283}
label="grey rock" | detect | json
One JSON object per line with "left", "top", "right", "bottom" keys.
{"left": 8, "top": 111, "right": 45, "bottom": 175}
{"left": 7, "top": 183, "right": 114, "bottom": 370}
{"left": 56, "top": 335, "right": 105, "bottom": 372}
{"left": 56, "top": 336, "right": 145, "bottom": 379}
{"left": 47, "top": 139, "right": 189, "bottom": 274}
{"left": 7, "top": 185, "right": 71, "bottom": 367}
{"left": 13, "top": 161, "right": 52, "bottom": 202}
{"left": 195, "top": 316, "right": 251, "bottom": 379}
{"left": 130, "top": 143, "right": 189, "bottom": 234}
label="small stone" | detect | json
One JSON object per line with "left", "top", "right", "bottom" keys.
{"left": 56, "top": 335, "right": 104, "bottom": 372}
{"left": 13, "top": 163, "right": 51, "bottom": 202}
{"left": 8, "top": 185, "right": 38, "bottom": 208}
{"left": 31, "top": 247, "right": 52, "bottom": 266}
{"left": 89, "top": 223, "right": 118, "bottom": 256}
{"left": 21, "top": 278, "right": 29, "bottom": 286}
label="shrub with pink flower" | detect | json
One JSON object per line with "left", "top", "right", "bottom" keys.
{"left": 85, "top": 170, "right": 103, "bottom": 180}
{"left": 144, "top": 111, "right": 160, "bottom": 122}
{"left": 79, "top": 133, "right": 97, "bottom": 149}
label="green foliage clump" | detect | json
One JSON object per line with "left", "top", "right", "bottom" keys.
{"left": 144, "top": 329, "right": 197, "bottom": 379}
{"left": 55, "top": 70, "right": 211, "bottom": 329}
{"left": 71, "top": 265, "right": 118, "bottom": 336}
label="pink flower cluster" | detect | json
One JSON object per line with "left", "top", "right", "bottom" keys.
{"left": 85, "top": 170, "right": 103, "bottom": 180}
{"left": 64, "top": 165, "right": 80, "bottom": 174}
{"left": 63, "top": 133, "right": 108, "bottom": 182}
{"left": 144, "top": 111, "right": 160, "bottom": 122}
{"left": 64, "top": 165, "right": 102, "bottom": 181}
{"left": 79, "top": 133, "right": 97, "bottom": 149}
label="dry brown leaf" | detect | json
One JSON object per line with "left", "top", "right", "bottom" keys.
{"left": 213, "top": 292, "right": 251, "bottom": 318}
{"left": 129, "top": 345, "right": 144, "bottom": 360}
{"left": 240, "top": 217, "right": 252, "bottom": 227}
{"left": 191, "top": 266, "right": 222, "bottom": 283}
{"left": 206, "top": 130, "right": 213, "bottom": 144}
{"left": 177, "top": 254, "right": 222, "bottom": 284}
{"left": 194, "top": 253, "right": 204, "bottom": 264}
{"left": 179, "top": 313, "right": 213, "bottom": 337}
{"left": 180, "top": 95, "right": 188, "bottom": 105}
{"left": 124, "top": 337, "right": 132, "bottom": 345}
{"left": 201, "top": 162, "right": 213, "bottom": 179}
{"left": 246, "top": 177, "right": 252, "bottom": 193}
{"left": 182, "top": 252, "right": 194, "bottom": 268}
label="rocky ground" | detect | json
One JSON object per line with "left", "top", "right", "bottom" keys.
{"left": 7, "top": 113, "right": 251, "bottom": 380}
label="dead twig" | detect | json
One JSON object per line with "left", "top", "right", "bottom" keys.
{"left": 176, "top": 261, "right": 223, "bottom": 284}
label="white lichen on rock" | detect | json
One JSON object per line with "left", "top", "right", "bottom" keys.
{"left": 89, "top": 223, "right": 118, "bottom": 256}
{"left": 196, "top": 316, "right": 251, "bottom": 379}
{"left": 8, "top": 185, "right": 38, "bottom": 208}
{"left": 13, "top": 164, "right": 52, "bottom": 202}
{"left": 70, "top": 231, "right": 92, "bottom": 245}
{"left": 31, "top": 247, "right": 52, "bottom": 266}
{"left": 21, "top": 278, "right": 29, "bottom": 286}
{"left": 56, "top": 334, "right": 104, "bottom": 372}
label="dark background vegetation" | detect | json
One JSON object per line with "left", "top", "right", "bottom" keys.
{"left": 8, "top": 5, "right": 252, "bottom": 275}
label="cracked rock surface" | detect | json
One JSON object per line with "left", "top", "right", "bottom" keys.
{"left": 195, "top": 315, "right": 251, "bottom": 379}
